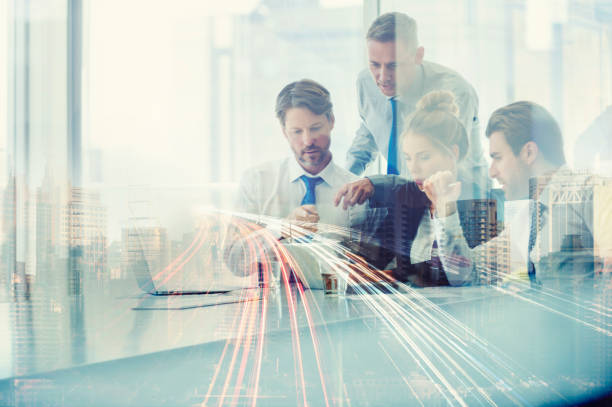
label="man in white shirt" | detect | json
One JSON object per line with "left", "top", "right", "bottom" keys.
{"left": 347, "top": 12, "right": 488, "bottom": 191}
{"left": 423, "top": 101, "right": 596, "bottom": 286}
{"left": 228, "top": 79, "right": 370, "bottom": 282}
{"left": 235, "top": 79, "right": 362, "bottom": 232}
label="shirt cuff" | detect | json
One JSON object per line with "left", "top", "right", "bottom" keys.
{"left": 432, "top": 211, "right": 463, "bottom": 238}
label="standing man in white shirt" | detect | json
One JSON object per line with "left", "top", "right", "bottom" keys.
{"left": 347, "top": 12, "right": 487, "bottom": 190}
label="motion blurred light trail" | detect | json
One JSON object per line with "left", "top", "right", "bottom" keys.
{"left": 249, "top": 227, "right": 475, "bottom": 403}
{"left": 187, "top": 209, "right": 610, "bottom": 406}
{"left": 201, "top": 283, "right": 257, "bottom": 407}
{"left": 231, "top": 293, "right": 259, "bottom": 407}
{"left": 469, "top": 250, "right": 612, "bottom": 317}
{"left": 223, "top": 212, "right": 479, "bottom": 404}
{"left": 216, "top": 285, "right": 259, "bottom": 407}
{"left": 495, "top": 285, "right": 612, "bottom": 337}
{"left": 289, "top": 230, "right": 558, "bottom": 405}
{"left": 282, "top": 252, "right": 331, "bottom": 407}
{"left": 443, "top": 256, "right": 612, "bottom": 335}
{"left": 152, "top": 218, "right": 208, "bottom": 283}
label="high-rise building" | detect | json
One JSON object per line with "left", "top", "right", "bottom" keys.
{"left": 370, "top": 197, "right": 500, "bottom": 286}
{"left": 529, "top": 171, "right": 608, "bottom": 274}
{"left": 457, "top": 199, "right": 499, "bottom": 284}
{"left": 35, "top": 169, "right": 61, "bottom": 276}
{"left": 1, "top": 175, "right": 16, "bottom": 297}
{"left": 121, "top": 225, "right": 169, "bottom": 279}
{"left": 61, "top": 187, "right": 107, "bottom": 274}
{"left": 2, "top": 174, "right": 34, "bottom": 296}
{"left": 107, "top": 240, "right": 123, "bottom": 279}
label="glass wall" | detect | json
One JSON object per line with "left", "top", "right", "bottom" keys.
{"left": 83, "top": 0, "right": 364, "bottom": 185}
{"left": 1, "top": 0, "right": 366, "bottom": 284}
{"left": 80, "top": 0, "right": 365, "bottom": 279}
{"left": 1, "top": 0, "right": 70, "bottom": 295}
{"left": 382, "top": 0, "right": 612, "bottom": 170}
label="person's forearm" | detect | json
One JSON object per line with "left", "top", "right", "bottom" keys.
{"left": 346, "top": 122, "right": 378, "bottom": 175}
{"left": 433, "top": 213, "right": 477, "bottom": 286}
{"left": 367, "top": 175, "right": 410, "bottom": 206}
{"left": 223, "top": 220, "right": 284, "bottom": 276}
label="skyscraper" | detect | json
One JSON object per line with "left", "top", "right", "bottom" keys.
{"left": 529, "top": 171, "right": 606, "bottom": 277}
{"left": 62, "top": 187, "right": 107, "bottom": 275}
{"left": 121, "top": 225, "right": 169, "bottom": 281}
{"left": 36, "top": 169, "right": 61, "bottom": 277}
{"left": 457, "top": 199, "right": 499, "bottom": 284}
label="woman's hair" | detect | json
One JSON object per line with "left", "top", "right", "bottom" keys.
{"left": 402, "top": 90, "right": 469, "bottom": 160}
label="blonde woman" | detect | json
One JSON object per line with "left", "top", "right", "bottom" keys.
{"left": 336, "top": 90, "right": 488, "bottom": 286}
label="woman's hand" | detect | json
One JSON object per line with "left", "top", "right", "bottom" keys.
{"left": 422, "top": 171, "right": 461, "bottom": 217}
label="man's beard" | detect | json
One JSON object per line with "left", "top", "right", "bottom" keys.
{"left": 299, "top": 147, "right": 329, "bottom": 168}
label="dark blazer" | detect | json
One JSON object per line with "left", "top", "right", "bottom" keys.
{"left": 363, "top": 175, "right": 496, "bottom": 286}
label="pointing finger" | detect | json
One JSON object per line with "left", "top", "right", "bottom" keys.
{"left": 334, "top": 185, "right": 348, "bottom": 207}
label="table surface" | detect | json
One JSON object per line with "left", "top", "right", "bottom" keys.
{"left": 0, "top": 271, "right": 611, "bottom": 407}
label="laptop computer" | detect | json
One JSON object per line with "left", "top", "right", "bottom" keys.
{"left": 132, "top": 255, "right": 233, "bottom": 295}
{"left": 130, "top": 224, "right": 255, "bottom": 296}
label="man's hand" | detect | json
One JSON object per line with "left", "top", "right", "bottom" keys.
{"left": 283, "top": 204, "right": 320, "bottom": 237}
{"left": 422, "top": 171, "right": 461, "bottom": 217}
{"left": 334, "top": 178, "right": 374, "bottom": 210}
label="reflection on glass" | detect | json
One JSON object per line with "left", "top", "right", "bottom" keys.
{"left": 0, "top": 1, "right": 611, "bottom": 406}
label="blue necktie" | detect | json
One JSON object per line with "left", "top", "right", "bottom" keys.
{"left": 387, "top": 98, "right": 399, "bottom": 175}
{"left": 289, "top": 175, "right": 324, "bottom": 282}
{"left": 300, "top": 175, "right": 323, "bottom": 205}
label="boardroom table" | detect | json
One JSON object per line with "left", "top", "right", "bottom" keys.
{"left": 0, "top": 269, "right": 611, "bottom": 407}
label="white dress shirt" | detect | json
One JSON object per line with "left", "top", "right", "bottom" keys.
{"left": 347, "top": 62, "right": 487, "bottom": 187}
{"left": 410, "top": 209, "right": 435, "bottom": 264}
{"left": 227, "top": 156, "right": 370, "bottom": 279}
{"left": 433, "top": 167, "right": 596, "bottom": 286}
{"left": 235, "top": 156, "right": 364, "bottom": 230}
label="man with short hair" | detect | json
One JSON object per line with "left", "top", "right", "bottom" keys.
{"left": 347, "top": 12, "right": 487, "bottom": 186}
{"left": 423, "top": 101, "right": 596, "bottom": 286}
{"left": 485, "top": 101, "right": 567, "bottom": 200}
{"left": 236, "top": 79, "right": 360, "bottom": 230}
{"left": 227, "top": 79, "right": 369, "bottom": 283}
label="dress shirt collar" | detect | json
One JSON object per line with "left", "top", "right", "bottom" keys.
{"left": 288, "top": 155, "right": 335, "bottom": 187}
{"left": 394, "top": 64, "right": 425, "bottom": 105}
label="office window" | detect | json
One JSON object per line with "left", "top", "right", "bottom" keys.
{"left": 381, "top": 0, "right": 612, "bottom": 170}
{"left": 83, "top": 0, "right": 364, "bottom": 187}
{"left": 2, "top": 2, "right": 612, "bottom": 406}
{"left": 79, "top": 0, "right": 365, "bottom": 253}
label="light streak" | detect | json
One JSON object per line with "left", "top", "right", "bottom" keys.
{"left": 185, "top": 208, "right": 609, "bottom": 406}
